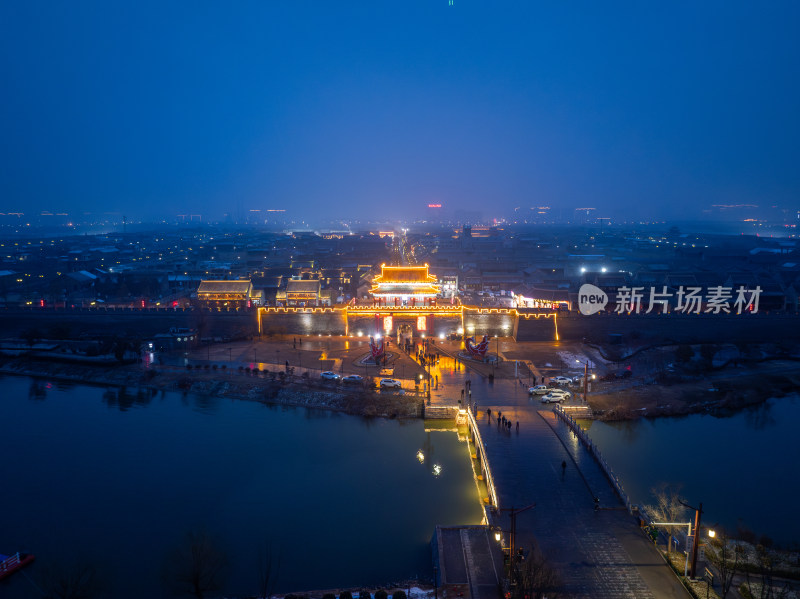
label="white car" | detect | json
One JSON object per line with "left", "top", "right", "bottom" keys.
{"left": 550, "top": 376, "right": 572, "bottom": 385}
{"left": 321, "top": 371, "right": 340, "bottom": 380}
{"left": 342, "top": 374, "right": 364, "bottom": 384}
{"left": 380, "top": 378, "right": 402, "bottom": 389}
{"left": 541, "top": 392, "right": 567, "bottom": 404}
{"left": 528, "top": 385, "right": 550, "bottom": 395}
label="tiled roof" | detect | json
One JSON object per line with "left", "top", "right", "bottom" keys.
{"left": 374, "top": 265, "right": 437, "bottom": 283}
{"left": 286, "top": 279, "right": 321, "bottom": 293}
{"left": 197, "top": 280, "right": 252, "bottom": 294}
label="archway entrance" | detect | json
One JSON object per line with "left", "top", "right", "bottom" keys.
{"left": 397, "top": 323, "right": 413, "bottom": 348}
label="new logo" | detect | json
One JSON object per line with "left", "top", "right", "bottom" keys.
{"left": 578, "top": 284, "right": 608, "bottom": 315}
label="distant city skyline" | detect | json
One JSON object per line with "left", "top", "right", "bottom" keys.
{"left": 2, "top": 2, "right": 799, "bottom": 224}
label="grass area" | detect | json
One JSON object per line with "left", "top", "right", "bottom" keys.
{"left": 663, "top": 551, "right": 721, "bottom": 599}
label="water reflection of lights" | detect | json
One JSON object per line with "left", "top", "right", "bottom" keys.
{"left": 433, "top": 464, "right": 442, "bottom": 477}
{"left": 416, "top": 450, "right": 425, "bottom": 463}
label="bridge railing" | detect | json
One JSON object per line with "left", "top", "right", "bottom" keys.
{"left": 553, "top": 404, "right": 632, "bottom": 512}
{"left": 466, "top": 408, "right": 499, "bottom": 510}
{"left": 0, "top": 552, "right": 21, "bottom": 573}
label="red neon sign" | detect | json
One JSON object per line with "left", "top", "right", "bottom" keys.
{"left": 427, "top": 204, "right": 442, "bottom": 208}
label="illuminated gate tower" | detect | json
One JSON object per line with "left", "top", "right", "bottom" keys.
{"left": 369, "top": 264, "right": 441, "bottom": 307}
{"left": 366, "top": 264, "right": 442, "bottom": 342}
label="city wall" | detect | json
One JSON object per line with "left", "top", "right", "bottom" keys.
{"left": 462, "top": 309, "right": 518, "bottom": 338}
{"left": 6, "top": 306, "right": 796, "bottom": 347}
{"left": 347, "top": 314, "right": 462, "bottom": 339}
{"left": 0, "top": 307, "right": 257, "bottom": 340}
{"left": 260, "top": 308, "right": 347, "bottom": 336}
{"left": 517, "top": 311, "right": 800, "bottom": 345}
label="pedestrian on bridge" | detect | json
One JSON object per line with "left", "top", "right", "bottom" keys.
{"left": 516, "top": 421, "right": 519, "bottom": 432}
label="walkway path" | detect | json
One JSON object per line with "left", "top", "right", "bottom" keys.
{"left": 474, "top": 406, "right": 690, "bottom": 598}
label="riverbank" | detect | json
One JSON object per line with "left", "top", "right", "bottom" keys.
{"left": 0, "top": 357, "right": 424, "bottom": 419}
{"left": 587, "top": 361, "right": 800, "bottom": 421}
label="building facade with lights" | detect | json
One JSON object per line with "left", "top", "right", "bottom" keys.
{"left": 369, "top": 264, "right": 441, "bottom": 305}
{"left": 197, "top": 280, "right": 260, "bottom": 308}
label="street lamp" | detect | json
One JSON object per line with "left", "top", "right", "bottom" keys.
{"left": 575, "top": 358, "right": 594, "bottom": 402}
{"left": 496, "top": 503, "right": 535, "bottom": 583}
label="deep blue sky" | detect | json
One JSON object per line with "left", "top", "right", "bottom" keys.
{"left": 1, "top": 1, "right": 798, "bottom": 223}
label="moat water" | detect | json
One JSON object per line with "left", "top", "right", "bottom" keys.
{"left": 0, "top": 376, "right": 483, "bottom": 598}
{"left": 583, "top": 393, "right": 800, "bottom": 547}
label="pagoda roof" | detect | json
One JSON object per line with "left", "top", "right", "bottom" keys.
{"left": 373, "top": 264, "right": 437, "bottom": 284}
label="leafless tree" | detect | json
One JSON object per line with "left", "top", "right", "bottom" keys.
{"left": 707, "top": 529, "right": 744, "bottom": 599}
{"left": 645, "top": 483, "right": 686, "bottom": 555}
{"left": 741, "top": 544, "right": 793, "bottom": 599}
{"left": 256, "top": 540, "right": 281, "bottom": 599}
{"left": 163, "top": 530, "right": 229, "bottom": 599}
{"left": 512, "top": 544, "right": 562, "bottom": 599}
{"left": 41, "top": 559, "right": 104, "bottom": 599}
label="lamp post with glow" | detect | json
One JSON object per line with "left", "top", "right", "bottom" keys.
{"left": 575, "top": 358, "right": 595, "bottom": 402}
{"left": 494, "top": 335, "right": 500, "bottom": 378}
{"left": 495, "top": 503, "right": 536, "bottom": 584}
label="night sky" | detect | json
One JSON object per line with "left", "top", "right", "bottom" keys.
{"left": 2, "top": 1, "right": 798, "bottom": 223}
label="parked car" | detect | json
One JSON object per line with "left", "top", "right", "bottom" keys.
{"left": 528, "top": 385, "right": 550, "bottom": 395}
{"left": 380, "top": 378, "right": 402, "bottom": 389}
{"left": 342, "top": 374, "right": 364, "bottom": 384}
{"left": 572, "top": 373, "right": 596, "bottom": 385}
{"left": 321, "top": 371, "right": 340, "bottom": 380}
{"left": 542, "top": 388, "right": 571, "bottom": 401}
{"left": 541, "top": 392, "right": 567, "bottom": 404}
{"left": 550, "top": 376, "right": 572, "bottom": 385}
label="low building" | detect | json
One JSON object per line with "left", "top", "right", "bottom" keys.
{"left": 196, "top": 279, "right": 255, "bottom": 308}
{"left": 277, "top": 278, "right": 324, "bottom": 306}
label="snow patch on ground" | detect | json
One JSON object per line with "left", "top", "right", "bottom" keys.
{"left": 556, "top": 350, "right": 597, "bottom": 372}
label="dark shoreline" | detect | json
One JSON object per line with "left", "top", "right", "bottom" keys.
{"left": 0, "top": 357, "right": 424, "bottom": 419}
{"left": 589, "top": 363, "right": 800, "bottom": 421}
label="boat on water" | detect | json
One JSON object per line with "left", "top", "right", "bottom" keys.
{"left": 0, "top": 552, "right": 35, "bottom": 581}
